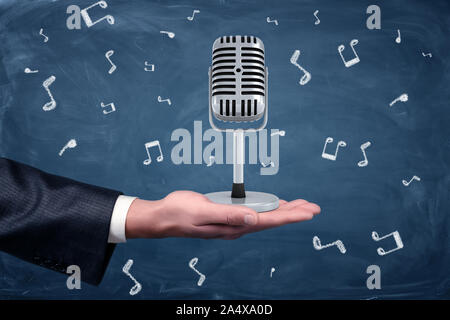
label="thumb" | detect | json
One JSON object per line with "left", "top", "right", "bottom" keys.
{"left": 206, "top": 203, "right": 259, "bottom": 226}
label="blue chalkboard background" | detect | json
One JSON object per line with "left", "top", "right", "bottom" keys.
{"left": 1, "top": 0, "right": 449, "bottom": 299}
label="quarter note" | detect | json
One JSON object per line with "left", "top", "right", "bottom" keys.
{"left": 338, "top": 39, "right": 360, "bottom": 68}
{"left": 357, "top": 141, "right": 371, "bottom": 167}
{"left": 270, "top": 267, "right": 276, "bottom": 278}
{"left": 188, "top": 257, "right": 206, "bottom": 286}
{"left": 321, "top": 137, "right": 347, "bottom": 161}
{"left": 266, "top": 17, "right": 279, "bottom": 26}
{"left": 100, "top": 101, "right": 116, "bottom": 114}
{"left": 371, "top": 230, "right": 404, "bottom": 256}
{"left": 80, "top": 1, "right": 114, "bottom": 28}
{"left": 290, "top": 50, "right": 311, "bottom": 86}
{"left": 395, "top": 29, "right": 401, "bottom": 44}
{"left": 313, "top": 236, "right": 346, "bottom": 254}
{"left": 389, "top": 93, "right": 408, "bottom": 107}
{"left": 42, "top": 75, "right": 56, "bottom": 111}
{"left": 24, "top": 68, "right": 38, "bottom": 73}
{"left": 160, "top": 30, "right": 175, "bottom": 38}
{"left": 187, "top": 9, "right": 200, "bottom": 21}
{"left": 59, "top": 139, "right": 77, "bottom": 156}
{"left": 39, "top": 28, "right": 49, "bottom": 42}
{"left": 122, "top": 259, "right": 142, "bottom": 296}
{"left": 402, "top": 175, "right": 420, "bottom": 186}
{"left": 157, "top": 96, "right": 171, "bottom": 105}
{"left": 144, "top": 61, "right": 155, "bottom": 72}
{"left": 105, "top": 50, "right": 116, "bottom": 74}
{"left": 313, "top": 10, "right": 320, "bottom": 25}
{"left": 143, "top": 140, "right": 163, "bottom": 165}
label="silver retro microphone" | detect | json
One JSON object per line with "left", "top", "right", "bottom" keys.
{"left": 205, "top": 35, "right": 279, "bottom": 212}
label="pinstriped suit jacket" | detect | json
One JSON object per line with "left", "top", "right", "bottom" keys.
{"left": 0, "top": 158, "right": 121, "bottom": 285}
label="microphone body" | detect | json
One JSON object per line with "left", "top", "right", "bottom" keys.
{"left": 206, "top": 36, "right": 278, "bottom": 212}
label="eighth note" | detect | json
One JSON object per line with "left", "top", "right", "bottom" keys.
{"left": 187, "top": 9, "right": 200, "bottom": 21}
{"left": 290, "top": 50, "right": 311, "bottom": 86}
{"left": 321, "top": 137, "right": 347, "bottom": 161}
{"left": 371, "top": 230, "right": 404, "bottom": 256}
{"left": 24, "top": 68, "right": 39, "bottom": 73}
{"left": 389, "top": 93, "right": 408, "bottom": 107}
{"left": 402, "top": 175, "right": 420, "bottom": 186}
{"left": 338, "top": 39, "right": 360, "bottom": 68}
{"left": 313, "top": 10, "right": 320, "bottom": 25}
{"left": 395, "top": 29, "right": 401, "bottom": 44}
{"left": 357, "top": 141, "right": 371, "bottom": 167}
{"left": 122, "top": 259, "right": 142, "bottom": 296}
{"left": 160, "top": 30, "right": 175, "bottom": 38}
{"left": 143, "top": 140, "right": 163, "bottom": 165}
{"left": 189, "top": 257, "right": 206, "bottom": 286}
{"left": 39, "top": 28, "right": 49, "bottom": 42}
{"left": 158, "top": 96, "right": 172, "bottom": 106}
{"left": 105, "top": 50, "right": 116, "bottom": 74}
{"left": 266, "top": 17, "right": 278, "bottom": 26}
{"left": 100, "top": 101, "right": 116, "bottom": 114}
{"left": 42, "top": 75, "right": 56, "bottom": 111}
{"left": 313, "top": 236, "right": 346, "bottom": 254}
{"left": 59, "top": 139, "right": 77, "bottom": 156}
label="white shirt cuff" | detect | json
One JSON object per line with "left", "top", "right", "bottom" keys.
{"left": 108, "top": 195, "right": 137, "bottom": 243}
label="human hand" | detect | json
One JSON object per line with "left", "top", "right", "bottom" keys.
{"left": 125, "top": 190, "right": 320, "bottom": 240}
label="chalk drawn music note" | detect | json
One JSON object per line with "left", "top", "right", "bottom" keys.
{"left": 100, "top": 101, "right": 116, "bottom": 114}
{"left": 122, "top": 259, "right": 142, "bottom": 296}
{"left": 338, "top": 39, "right": 360, "bottom": 68}
{"left": 313, "top": 10, "right": 320, "bottom": 25}
{"left": 187, "top": 9, "right": 200, "bottom": 21}
{"left": 422, "top": 52, "right": 432, "bottom": 58}
{"left": 58, "top": 139, "right": 77, "bottom": 156}
{"left": 402, "top": 175, "right": 421, "bottom": 186}
{"left": 371, "top": 231, "right": 403, "bottom": 256}
{"left": 39, "top": 28, "right": 48, "bottom": 42}
{"left": 24, "top": 68, "right": 38, "bottom": 73}
{"left": 395, "top": 29, "right": 401, "bottom": 44}
{"left": 290, "top": 50, "right": 311, "bottom": 86}
{"left": 270, "top": 267, "right": 275, "bottom": 278}
{"left": 321, "top": 137, "right": 347, "bottom": 161}
{"left": 266, "top": 17, "right": 278, "bottom": 26}
{"left": 189, "top": 257, "right": 206, "bottom": 286}
{"left": 271, "top": 130, "right": 285, "bottom": 137}
{"left": 207, "top": 155, "right": 215, "bottom": 167}
{"left": 160, "top": 30, "right": 175, "bottom": 38}
{"left": 144, "top": 61, "right": 155, "bottom": 72}
{"left": 42, "top": 75, "right": 56, "bottom": 111}
{"left": 357, "top": 141, "right": 371, "bottom": 167}
{"left": 389, "top": 93, "right": 408, "bottom": 107}
{"left": 105, "top": 50, "right": 116, "bottom": 74}
{"left": 143, "top": 140, "right": 163, "bottom": 165}
{"left": 313, "top": 236, "right": 346, "bottom": 254}
{"left": 158, "top": 96, "right": 172, "bottom": 105}
{"left": 80, "top": 1, "right": 114, "bottom": 28}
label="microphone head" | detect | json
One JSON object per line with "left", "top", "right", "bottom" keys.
{"left": 209, "top": 35, "right": 267, "bottom": 122}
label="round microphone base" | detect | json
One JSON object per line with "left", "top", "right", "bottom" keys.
{"left": 205, "top": 191, "right": 279, "bottom": 213}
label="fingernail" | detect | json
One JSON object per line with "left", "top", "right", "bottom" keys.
{"left": 244, "top": 215, "right": 257, "bottom": 225}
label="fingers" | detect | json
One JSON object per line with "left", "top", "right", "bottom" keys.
{"left": 197, "top": 202, "right": 259, "bottom": 226}
{"left": 194, "top": 224, "right": 246, "bottom": 240}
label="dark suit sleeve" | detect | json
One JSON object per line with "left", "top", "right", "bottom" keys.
{"left": 0, "top": 157, "right": 122, "bottom": 285}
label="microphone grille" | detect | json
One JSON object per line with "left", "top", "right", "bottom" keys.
{"left": 210, "top": 35, "right": 266, "bottom": 122}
